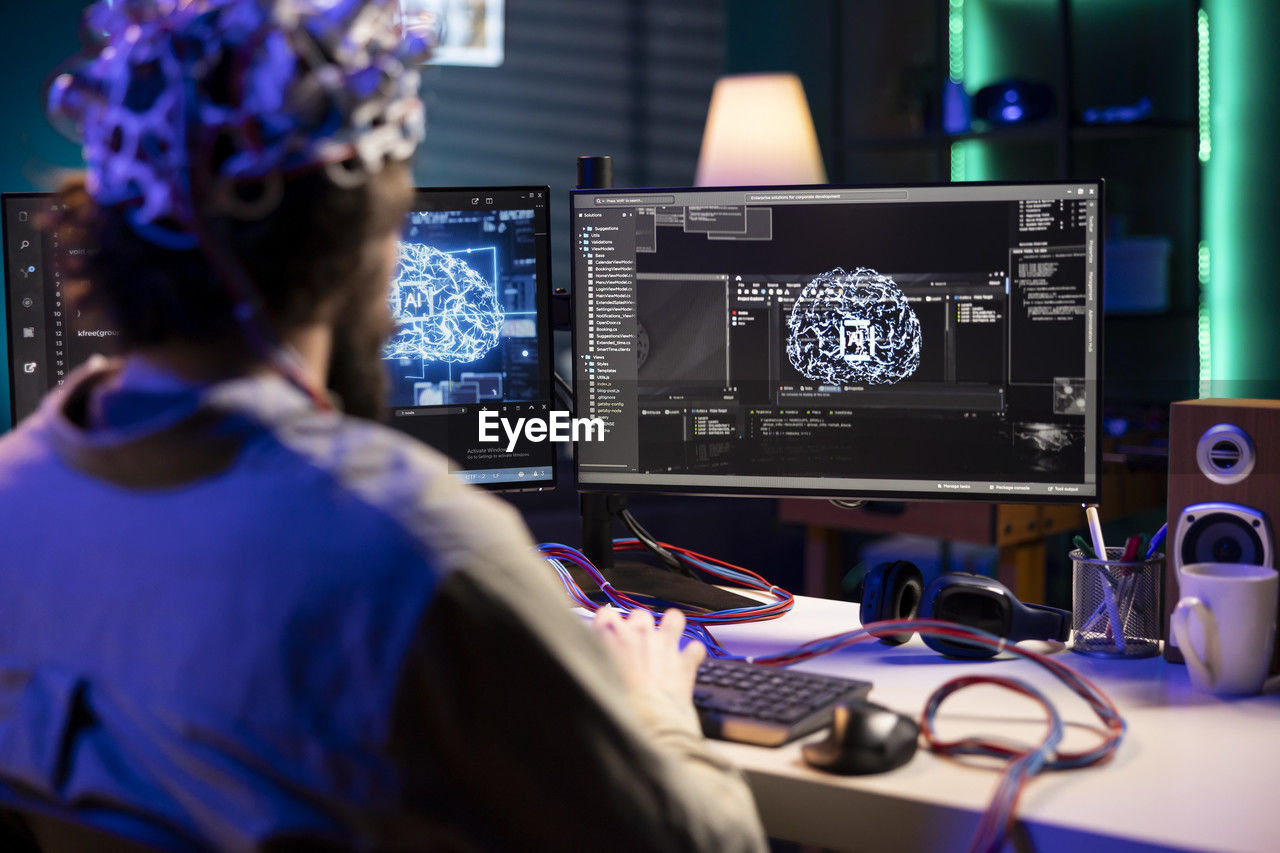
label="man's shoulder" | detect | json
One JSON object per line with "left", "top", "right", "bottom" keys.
{"left": 228, "top": 387, "right": 535, "bottom": 578}
{"left": 0, "top": 403, "right": 63, "bottom": 478}
{"left": 259, "top": 404, "right": 453, "bottom": 504}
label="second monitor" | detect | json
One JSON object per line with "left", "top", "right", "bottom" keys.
{"left": 3, "top": 186, "right": 556, "bottom": 492}
{"left": 383, "top": 186, "right": 556, "bottom": 490}
{"left": 571, "top": 181, "right": 1102, "bottom": 502}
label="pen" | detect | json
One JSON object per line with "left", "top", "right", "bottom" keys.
{"left": 1114, "top": 534, "right": 1143, "bottom": 645}
{"left": 1145, "top": 523, "right": 1167, "bottom": 559}
{"left": 1083, "top": 504, "right": 1124, "bottom": 651}
{"left": 1072, "top": 534, "right": 1095, "bottom": 559}
{"left": 1085, "top": 505, "right": 1108, "bottom": 561}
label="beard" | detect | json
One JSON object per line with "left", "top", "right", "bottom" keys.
{"left": 326, "top": 295, "right": 394, "bottom": 422}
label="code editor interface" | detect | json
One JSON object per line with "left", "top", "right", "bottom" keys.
{"left": 572, "top": 183, "right": 1100, "bottom": 499}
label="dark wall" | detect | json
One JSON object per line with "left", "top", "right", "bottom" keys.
{"left": 414, "top": 0, "right": 724, "bottom": 300}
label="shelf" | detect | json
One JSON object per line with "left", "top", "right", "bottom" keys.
{"left": 845, "top": 134, "right": 945, "bottom": 150}
{"left": 845, "top": 119, "right": 1192, "bottom": 151}
{"left": 844, "top": 126, "right": 1059, "bottom": 148}
{"left": 1071, "top": 120, "right": 1195, "bottom": 141}
{"left": 949, "top": 125, "right": 1060, "bottom": 144}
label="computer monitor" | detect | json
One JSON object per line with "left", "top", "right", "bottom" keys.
{"left": 570, "top": 181, "right": 1103, "bottom": 502}
{"left": 2, "top": 185, "right": 557, "bottom": 492}
{"left": 383, "top": 186, "right": 556, "bottom": 490}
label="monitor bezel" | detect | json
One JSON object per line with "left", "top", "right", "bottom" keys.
{"left": 2, "top": 191, "right": 56, "bottom": 430}
{"left": 568, "top": 178, "right": 1104, "bottom": 504}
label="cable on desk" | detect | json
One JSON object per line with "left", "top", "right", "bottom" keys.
{"left": 924, "top": 674, "right": 1063, "bottom": 853}
{"left": 537, "top": 540, "right": 794, "bottom": 652}
{"left": 537, "top": 545, "right": 1126, "bottom": 853}
{"left": 616, "top": 508, "right": 695, "bottom": 577}
{"left": 749, "top": 617, "right": 1127, "bottom": 853}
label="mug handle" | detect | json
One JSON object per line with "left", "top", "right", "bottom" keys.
{"left": 1171, "top": 597, "right": 1220, "bottom": 690}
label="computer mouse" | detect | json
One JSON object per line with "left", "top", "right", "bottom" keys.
{"left": 800, "top": 701, "right": 919, "bottom": 775}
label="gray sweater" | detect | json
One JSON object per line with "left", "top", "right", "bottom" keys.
{"left": 0, "top": 357, "right": 766, "bottom": 851}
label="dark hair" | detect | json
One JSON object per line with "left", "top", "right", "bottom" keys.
{"left": 50, "top": 163, "right": 413, "bottom": 346}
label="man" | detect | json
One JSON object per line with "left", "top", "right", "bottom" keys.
{"left": 0, "top": 1, "right": 766, "bottom": 849}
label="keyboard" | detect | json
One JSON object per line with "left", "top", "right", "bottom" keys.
{"left": 693, "top": 658, "right": 873, "bottom": 747}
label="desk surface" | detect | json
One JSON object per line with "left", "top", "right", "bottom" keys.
{"left": 707, "top": 595, "right": 1280, "bottom": 853}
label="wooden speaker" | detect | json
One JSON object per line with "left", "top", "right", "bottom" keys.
{"left": 1164, "top": 399, "right": 1280, "bottom": 668}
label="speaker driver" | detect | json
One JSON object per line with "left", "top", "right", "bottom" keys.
{"left": 1174, "top": 502, "right": 1272, "bottom": 569}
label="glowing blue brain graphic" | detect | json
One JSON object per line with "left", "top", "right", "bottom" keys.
{"left": 786, "top": 267, "right": 921, "bottom": 385}
{"left": 384, "top": 243, "right": 504, "bottom": 363}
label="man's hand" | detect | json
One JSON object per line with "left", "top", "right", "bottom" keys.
{"left": 592, "top": 606, "right": 706, "bottom": 707}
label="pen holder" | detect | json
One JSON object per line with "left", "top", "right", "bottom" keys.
{"left": 1070, "top": 547, "right": 1162, "bottom": 658}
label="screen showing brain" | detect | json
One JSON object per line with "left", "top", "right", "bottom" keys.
{"left": 786, "top": 266, "right": 921, "bottom": 385}
{"left": 384, "top": 242, "right": 504, "bottom": 364}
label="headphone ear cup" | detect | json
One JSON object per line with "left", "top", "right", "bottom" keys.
{"left": 860, "top": 560, "right": 923, "bottom": 645}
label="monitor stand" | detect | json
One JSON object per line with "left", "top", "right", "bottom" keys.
{"left": 576, "top": 493, "right": 759, "bottom": 613}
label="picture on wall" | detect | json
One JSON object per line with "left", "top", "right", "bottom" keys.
{"left": 399, "top": 0, "right": 504, "bottom": 67}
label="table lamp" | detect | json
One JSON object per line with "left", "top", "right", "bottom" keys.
{"left": 694, "top": 72, "right": 827, "bottom": 186}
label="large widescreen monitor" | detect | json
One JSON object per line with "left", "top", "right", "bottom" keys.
{"left": 570, "top": 181, "right": 1103, "bottom": 502}
{"left": 2, "top": 185, "right": 556, "bottom": 491}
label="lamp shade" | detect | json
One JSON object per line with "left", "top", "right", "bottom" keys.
{"left": 694, "top": 73, "right": 827, "bottom": 186}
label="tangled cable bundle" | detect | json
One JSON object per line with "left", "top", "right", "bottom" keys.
{"left": 538, "top": 540, "right": 794, "bottom": 649}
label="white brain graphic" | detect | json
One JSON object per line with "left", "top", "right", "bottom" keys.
{"left": 384, "top": 243, "right": 503, "bottom": 363}
{"left": 786, "top": 267, "right": 921, "bottom": 385}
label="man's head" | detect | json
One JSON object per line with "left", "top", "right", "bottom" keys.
{"left": 46, "top": 0, "right": 427, "bottom": 417}
{"left": 53, "top": 164, "right": 411, "bottom": 416}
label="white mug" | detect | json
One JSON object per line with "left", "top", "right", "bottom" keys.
{"left": 1171, "top": 562, "right": 1278, "bottom": 695}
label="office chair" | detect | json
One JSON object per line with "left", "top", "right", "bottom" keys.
{"left": 0, "top": 804, "right": 160, "bottom": 852}
{"left": 0, "top": 806, "right": 39, "bottom": 852}
{"left": 1, "top": 803, "right": 366, "bottom": 851}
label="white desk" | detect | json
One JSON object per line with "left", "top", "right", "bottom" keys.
{"left": 706, "top": 595, "right": 1280, "bottom": 853}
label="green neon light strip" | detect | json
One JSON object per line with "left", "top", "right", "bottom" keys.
{"left": 1198, "top": 305, "right": 1212, "bottom": 398}
{"left": 951, "top": 142, "right": 966, "bottom": 182}
{"left": 959, "top": 0, "right": 999, "bottom": 182}
{"left": 948, "top": 0, "right": 965, "bottom": 82}
{"left": 1198, "top": 9, "right": 1211, "bottom": 162}
{"left": 948, "top": 0, "right": 964, "bottom": 182}
{"left": 1198, "top": 8, "right": 1211, "bottom": 395}
{"left": 1201, "top": 0, "right": 1270, "bottom": 397}
{"left": 1198, "top": 241, "right": 1211, "bottom": 397}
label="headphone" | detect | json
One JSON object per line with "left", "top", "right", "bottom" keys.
{"left": 859, "top": 560, "right": 923, "bottom": 646}
{"left": 859, "top": 561, "right": 1071, "bottom": 658}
